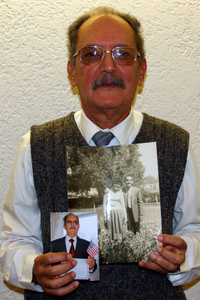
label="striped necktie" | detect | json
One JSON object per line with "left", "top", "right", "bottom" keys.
{"left": 92, "top": 131, "right": 115, "bottom": 146}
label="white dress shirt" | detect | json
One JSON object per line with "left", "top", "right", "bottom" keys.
{"left": 65, "top": 235, "right": 77, "bottom": 252}
{"left": 0, "top": 109, "right": 200, "bottom": 292}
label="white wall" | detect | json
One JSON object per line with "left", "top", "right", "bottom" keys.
{"left": 0, "top": 0, "right": 199, "bottom": 299}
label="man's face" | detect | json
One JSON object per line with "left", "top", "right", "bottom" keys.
{"left": 64, "top": 214, "right": 80, "bottom": 238}
{"left": 68, "top": 14, "right": 146, "bottom": 125}
{"left": 125, "top": 176, "right": 133, "bottom": 188}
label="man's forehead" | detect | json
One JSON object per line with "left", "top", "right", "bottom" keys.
{"left": 77, "top": 13, "right": 136, "bottom": 46}
{"left": 80, "top": 13, "right": 130, "bottom": 27}
{"left": 66, "top": 214, "right": 78, "bottom": 221}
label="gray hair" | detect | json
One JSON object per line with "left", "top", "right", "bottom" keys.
{"left": 67, "top": 6, "right": 145, "bottom": 66}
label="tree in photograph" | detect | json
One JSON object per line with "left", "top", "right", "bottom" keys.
{"left": 66, "top": 145, "right": 146, "bottom": 199}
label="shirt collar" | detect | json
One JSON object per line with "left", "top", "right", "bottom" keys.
{"left": 66, "top": 235, "right": 77, "bottom": 243}
{"left": 76, "top": 109, "right": 136, "bottom": 145}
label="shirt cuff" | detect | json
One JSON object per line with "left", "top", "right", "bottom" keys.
{"left": 20, "top": 252, "right": 43, "bottom": 292}
{"left": 181, "top": 235, "right": 200, "bottom": 271}
{"left": 168, "top": 234, "right": 200, "bottom": 286}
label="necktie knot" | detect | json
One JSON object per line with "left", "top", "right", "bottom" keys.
{"left": 93, "top": 131, "right": 114, "bottom": 146}
{"left": 69, "top": 239, "right": 74, "bottom": 244}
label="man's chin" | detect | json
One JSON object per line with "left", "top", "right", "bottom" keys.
{"left": 68, "top": 231, "right": 77, "bottom": 238}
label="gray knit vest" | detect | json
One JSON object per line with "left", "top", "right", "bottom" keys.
{"left": 27, "top": 112, "right": 189, "bottom": 300}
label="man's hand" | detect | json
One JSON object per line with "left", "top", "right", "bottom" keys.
{"left": 86, "top": 256, "right": 95, "bottom": 270}
{"left": 33, "top": 252, "right": 79, "bottom": 296}
{"left": 138, "top": 234, "right": 187, "bottom": 274}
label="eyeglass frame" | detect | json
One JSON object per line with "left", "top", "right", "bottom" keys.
{"left": 66, "top": 220, "right": 79, "bottom": 225}
{"left": 73, "top": 45, "right": 141, "bottom": 66}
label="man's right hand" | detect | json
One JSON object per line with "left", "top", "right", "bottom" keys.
{"left": 33, "top": 252, "right": 79, "bottom": 296}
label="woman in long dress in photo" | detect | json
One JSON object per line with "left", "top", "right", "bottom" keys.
{"left": 103, "top": 180, "right": 127, "bottom": 240}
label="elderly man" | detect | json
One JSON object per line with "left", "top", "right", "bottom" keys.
{"left": 51, "top": 214, "right": 95, "bottom": 271}
{"left": 0, "top": 6, "right": 200, "bottom": 300}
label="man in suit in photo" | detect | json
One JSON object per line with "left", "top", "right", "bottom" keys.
{"left": 124, "top": 175, "right": 143, "bottom": 234}
{"left": 51, "top": 213, "right": 95, "bottom": 271}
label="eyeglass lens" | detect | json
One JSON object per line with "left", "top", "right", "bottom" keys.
{"left": 67, "top": 220, "right": 78, "bottom": 225}
{"left": 80, "top": 47, "right": 137, "bottom": 65}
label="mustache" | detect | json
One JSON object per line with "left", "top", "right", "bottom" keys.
{"left": 92, "top": 74, "right": 126, "bottom": 90}
{"left": 69, "top": 226, "right": 76, "bottom": 230}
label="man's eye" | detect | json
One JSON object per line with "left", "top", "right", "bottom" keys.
{"left": 88, "top": 51, "right": 97, "bottom": 56}
{"left": 85, "top": 50, "right": 98, "bottom": 57}
{"left": 118, "top": 51, "right": 130, "bottom": 57}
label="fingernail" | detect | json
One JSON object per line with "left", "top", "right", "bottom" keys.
{"left": 139, "top": 261, "right": 145, "bottom": 267}
{"left": 72, "top": 259, "right": 77, "bottom": 266}
{"left": 157, "top": 246, "right": 162, "bottom": 253}
{"left": 74, "top": 281, "right": 79, "bottom": 287}
{"left": 71, "top": 271, "right": 76, "bottom": 278}
{"left": 150, "top": 253, "right": 156, "bottom": 260}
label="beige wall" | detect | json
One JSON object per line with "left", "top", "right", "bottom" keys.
{"left": 0, "top": 0, "right": 199, "bottom": 298}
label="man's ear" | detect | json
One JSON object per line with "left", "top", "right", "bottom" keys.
{"left": 67, "top": 61, "right": 77, "bottom": 87}
{"left": 137, "top": 59, "right": 147, "bottom": 87}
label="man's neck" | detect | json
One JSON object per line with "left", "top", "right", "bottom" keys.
{"left": 82, "top": 106, "right": 131, "bottom": 129}
{"left": 67, "top": 234, "right": 77, "bottom": 239}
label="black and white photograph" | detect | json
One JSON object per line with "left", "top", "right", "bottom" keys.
{"left": 67, "top": 142, "right": 162, "bottom": 264}
{"left": 50, "top": 211, "right": 99, "bottom": 281}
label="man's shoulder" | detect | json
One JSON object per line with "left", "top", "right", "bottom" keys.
{"left": 77, "top": 236, "right": 90, "bottom": 246}
{"left": 142, "top": 113, "right": 189, "bottom": 135}
{"left": 130, "top": 186, "right": 140, "bottom": 196}
{"left": 31, "top": 112, "right": 75, "bottom": 132}
{"left": 51, "top": 236, "right": 65, "bottom": 244}
{"left": 130, "top": 186, "right": 140, "bottom": 191}
{"left": 51, "top": 236, "right": 66, "bottom": 253}
{"left": 136, "top": 113, "right": 189, "bottom": 146}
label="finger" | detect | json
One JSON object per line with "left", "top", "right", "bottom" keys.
{"left": 38, "top": 265, "right": 79, "bottom": 293}
{"left": 149, "top": 252, "right": 179, "bottom": 272}
{"left": 156, "top": 246, "right": 185, "bottom": 265}
{"left": 158, "top": 235, "right": 187, "bottom": 251}
{"left": 51, "top": 259, "right": 78, "bottom": 277}
{"left": 139, "top": 253, "right": 179, "bottom": 274}
{"left": 163, "top": 245, "right": 173, "bottom": 251}
{"left": 35, "top": 252, "right": 72, "bottom": 270}
{"left": 138, "top": 260, "right": 168, "bottom": 274}
{"left": 34, "top": 257, "right": 77, "bottom": 288}
{"left": 38, "top": 259, "right": 77, "bottom": 280}
{"left": 43, "top": 277, "right": 79, "bottom": 297}
{"left": 42, "top": 270, "right": 77, "bottom": 290}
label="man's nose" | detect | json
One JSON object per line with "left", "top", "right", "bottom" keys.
{"left": 99, "top": 51, "right": 116, "bottom": 73}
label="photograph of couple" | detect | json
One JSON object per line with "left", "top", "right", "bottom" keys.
{"left": 67, "top": 142, "right": 161, "bottom": 264}
{"left": 103, "top": 174, "right": 142, "bottom": 240}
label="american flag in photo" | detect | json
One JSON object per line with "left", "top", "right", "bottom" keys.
{"left": 86, "top": 240, "right": 99, "bottom": 258}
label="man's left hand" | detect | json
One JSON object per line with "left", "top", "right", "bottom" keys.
{"left": 86, "top": 256, "right": 95, "bottom": 270}
{"left": 138, "top": 234, "right": 187, "bottom": 274}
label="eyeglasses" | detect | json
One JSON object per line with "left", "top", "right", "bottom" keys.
{"left": 67, "top": 220, "right": 78, "bottom": 225}
{"left": 73, "top": 46, "right": 140, "bottom": 66}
